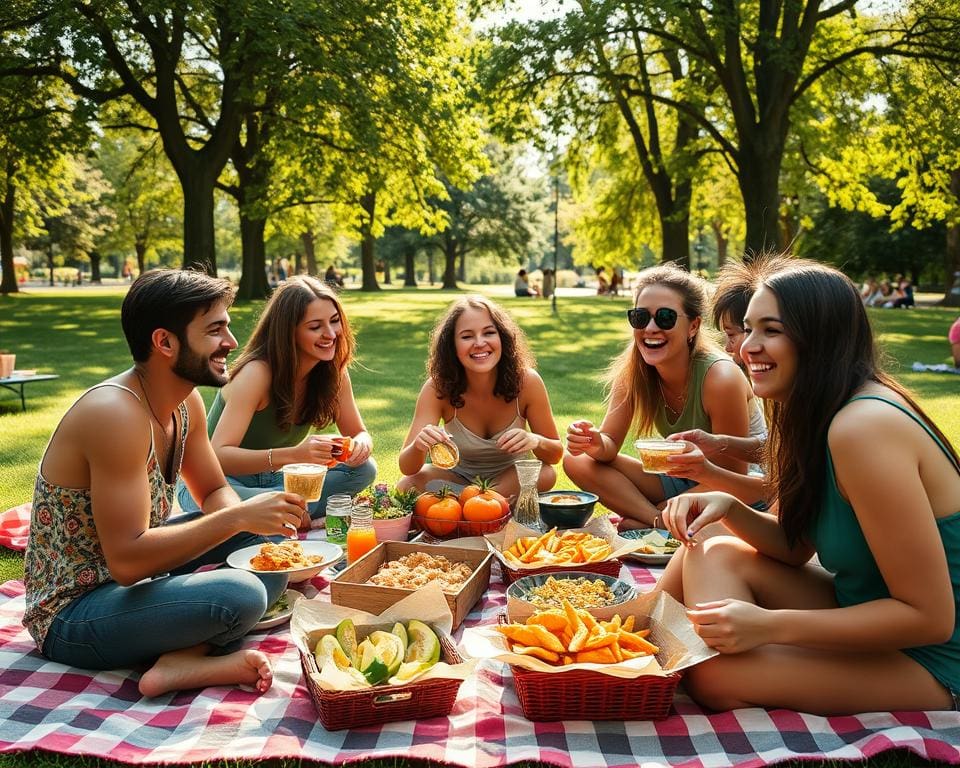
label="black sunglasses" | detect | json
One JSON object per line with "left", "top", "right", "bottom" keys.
{"left": 627, "top": 307, "right": 681, "bottom": 330}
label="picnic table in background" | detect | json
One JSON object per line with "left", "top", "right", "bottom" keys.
{"left": 0, "top": 372, "right": 58, "bottom": 412}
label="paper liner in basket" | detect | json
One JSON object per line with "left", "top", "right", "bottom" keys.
{"left": 291, "top": 580, "right": 476, "bottom": 691}
{"left": 485, "top": 516, "right": 647, "bottom": 571}
{"left": 461, "top": 590, "right": 717, "bottom": 679}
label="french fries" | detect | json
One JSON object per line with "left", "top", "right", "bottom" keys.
{"left": 502, "top": 528, "right": 614, "bottom": 567}
{"left": 495, "top": 599, "right": 659, "bottom": 666}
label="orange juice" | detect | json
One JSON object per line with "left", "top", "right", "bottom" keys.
{"left": 346, "top": 527, "right": 378, "bottom": 563}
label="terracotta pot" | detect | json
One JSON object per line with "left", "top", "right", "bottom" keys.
{"left": 371, "top": 513, "right": 413, "bottom": 542}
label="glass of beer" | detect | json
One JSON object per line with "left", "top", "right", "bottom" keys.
{"left": 282, "top": 463, "right": 328, "bottom": 503}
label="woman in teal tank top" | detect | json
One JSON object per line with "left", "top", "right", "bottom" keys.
{"left": 564, "top": 264, "right": 755, "bottom": 530}
{"left": 176, "top": 276, "right": 375, "bottom": 522}
{"left": 657, "top": 257, "right": 960, "bottom": 715}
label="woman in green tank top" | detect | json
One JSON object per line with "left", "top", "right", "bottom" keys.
{"left": 176, "top": 276, "right": 376, "bottom": 522}
{"left": 564, "top": 264, "right": 754, "bottom": 529}
{"left": 657, "top": 258, "right": 960, "bottom": 715}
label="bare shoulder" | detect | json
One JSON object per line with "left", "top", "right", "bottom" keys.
{"left": 828, "top": 388, "right": 913, "bottom": 452}
{"left": 521, "top": 367, "right": 547, "bottom": 392}
{"left": 703, "top": 357, "right": 750, "bottom": 395}
{"left": 72, "top": 385, "right": 150, "bottom": 459}
{"left": 230, "top": 359, "right": 272, "bottom": 389}
{"left": 182, "top": 389, "right": 209, "bottom": 424}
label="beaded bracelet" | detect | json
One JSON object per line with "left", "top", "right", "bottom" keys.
{"left": 267, "top": 448, "right": 274, "bottom": 469}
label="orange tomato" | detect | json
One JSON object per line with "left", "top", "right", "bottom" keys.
{"left": 420, "top": 497, "right": 462, "bottom": 537}
{"left": 462, "top": 495, "right": 506, "bottom": 535}
{"left": 459, "top": 477, "right": 509, "bottom": 516}
{"left": 415, "top": 491, "right": 442, "bottom": 517}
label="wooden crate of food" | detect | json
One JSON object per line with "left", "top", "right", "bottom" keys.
{"left": 329, "top": 541, "right": 493, "bottom": 629}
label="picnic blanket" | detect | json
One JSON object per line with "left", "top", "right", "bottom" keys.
{"left": 0, "top": 503, "right": 30, "bottom": 551}
{"left": 1, "top": 559, "right": 959, "bottom": 767}
{"left": 912, "top": 362, "right": 960, "bottom": 375}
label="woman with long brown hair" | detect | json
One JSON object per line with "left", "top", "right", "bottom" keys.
{"left": 564, "top": 263, "right": 755, "bottom": 529}
{"left": 398, "top": 295, "right": 562, "bottom": 497}
{"left": 658, "top": 258, "right": 960, "bottom": 714}
{"left": 176, "top": 276, "right": 375, "bottom": 523}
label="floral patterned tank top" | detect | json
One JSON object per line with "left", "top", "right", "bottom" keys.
{"left": 22, "top": 383, "right": 188, "bottom": 648}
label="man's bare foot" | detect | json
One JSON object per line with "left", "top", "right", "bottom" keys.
{"left": 138, "top": 646, "right": 273, "bottom": 698}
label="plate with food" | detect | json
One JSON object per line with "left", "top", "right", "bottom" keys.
{"left": 506, "top": 571, "right": 636, "bottom": 611}
{"left": 619, "top": 528, "right": 682, "bottom": 565}
{"left": 254, "top": 588, "right": 303, "bottom": 630}
{"left": 227, "top": 540, "right": 343, "bottom": 582}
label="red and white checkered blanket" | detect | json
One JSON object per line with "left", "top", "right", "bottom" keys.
{"left": 1, "top": 563, "right": 958, "bottom": 767}
{"left": 0, "top": 503, "right": 30, "bottom": 551}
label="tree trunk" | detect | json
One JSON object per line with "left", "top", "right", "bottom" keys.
{"left": 179, "top": 168, "right": 219, "bottom": 275}
{"left": 90, "top": 252, "right": 102, "bottom": 283}
{"left": 47, "top": 243, "right": 54, "bottom": 286}
{"left": 942, "top": 168, "right": 960, "bottom": 307}
{"left": 383, "top": 259, "right": 392, "bottom": 284}
{"left": 458, "top": 249, "right": 466, "bottom": 282}
{"left": 427, "top": 251, "right": 435, "bottom": 285}
{"left": 302, "top": 230, "right": 317, "bottom": 276}
{"left": 237, "top": 215, "right": 270, "bottom": 300}
{"left": 442, "top": 234, "right": 458, "bottom": 289}
{"left": 0, "top": 172, "right": 17, "bottom": 295}
{"left": 711, "top": 220, "right": 729, "bottom": 268}
{"left": 135, "top": 238, "right": 147, "bottom": 275}
{"left": 661, "top": 207, "right": 691, "bottom": 270}
{"left": 403, "top": 244, "right": 417, "bottom": 287}
{"left": 359, "top": 192, "right": 380, "bottom": 291}
{"left": 738, "top": 145, "right": 785, "bottom": 258}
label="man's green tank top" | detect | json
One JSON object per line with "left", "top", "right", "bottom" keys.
{"left": 206, "top": 390, "right": 311, "bottom": 450}
{"left": 814, "top": 395, "right": 960, "bottom": 693}
{"left": 652, "top": 351, "right": 727, "bottom": 437}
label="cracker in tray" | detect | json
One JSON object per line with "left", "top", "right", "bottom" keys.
{"left": 367, "top": 552, "right": 474, "bottom": 593}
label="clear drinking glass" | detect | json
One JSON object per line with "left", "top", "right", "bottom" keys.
{"left": 325, "top": 493, "right": 351, "bottom": 545}
{"left": 513, "top": 458, "right": 542, "bottom": 528}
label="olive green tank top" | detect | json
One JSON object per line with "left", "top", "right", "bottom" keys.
{"left": 206, "top": 390, "right": 311, "bottom": 450}
{"left": 652, "top": 351, "right": 728, "bottom": 437}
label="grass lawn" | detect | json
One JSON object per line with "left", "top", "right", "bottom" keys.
{"left": 0, "top": 285, "right": 957, "bottom": 768}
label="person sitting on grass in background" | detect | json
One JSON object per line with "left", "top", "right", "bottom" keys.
{"left": 952, "top": 316, "right": 960, "bottom": 368}
{"left": 656, "top": 258, "right": 960, "bottom": 715}
{"left": 176, "top": 276, "right": 375, "bottom": 523}
{"left": 664, "top": 258, "right": 779, "bottom": 506}
{"left": 514, "top": 269, "right": 540, "bottom": 297}
{"left": 564, "top": 264, "right": 756, "bottom": 529}
{"left": 398, "top": 295, "right": 562, "bottom": 499}
{"left": 24, "top": 269, "right": 305, "bottom": 698}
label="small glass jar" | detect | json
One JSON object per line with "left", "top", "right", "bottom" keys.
{"left": 325, "top": 493, "right": 351, "bottom": 545}
{"left": 346, "top": 501, "right": 379, "bottom": 563}
{"left": 513, "top": 458, "right": 542, "bottom": 528}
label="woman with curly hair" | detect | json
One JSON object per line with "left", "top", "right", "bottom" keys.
{"left": 658, "top": 258, "right": 960, "bottom": 714}
{"left": 176, "top": 275, "right": 375, "bottom": 523}
{"left": 398, "top": 295, "right": 562, "bottom": 497}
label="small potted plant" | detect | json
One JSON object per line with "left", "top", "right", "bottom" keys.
{"left": 355, "top": 483, "right": 417, "bottom": 541}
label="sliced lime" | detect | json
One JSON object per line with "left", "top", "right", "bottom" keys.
{"left": 335, "top": 618, "right": 359, "bottom": 667}
{"left": 356, "top": 638, "right": 390, "bottom": 684}
{"left": 404, "top": 619, "right": 441, "bottom": 665}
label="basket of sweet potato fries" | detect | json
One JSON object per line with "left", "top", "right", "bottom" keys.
{"left": 490, "top": 520, "right": 626, "bottom": 585}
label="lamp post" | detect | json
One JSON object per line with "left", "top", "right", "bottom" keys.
{"left": 552, "top": 171, "right": 559, "bottom": 316}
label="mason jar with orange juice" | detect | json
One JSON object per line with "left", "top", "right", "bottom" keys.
{"left": 346, "top": 501, "right": 378, "bottom": 563}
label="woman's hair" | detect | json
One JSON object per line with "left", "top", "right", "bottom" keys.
{"left": 231, "top": 276, "right": 355, "bottom": 430}
{"left": 604, "top": 263, "right": 718, "bottom": 437}
{"left": 753, "top": 258, "right": 960, "bottom": 545}
{"left": 428, "top": 295, "right": 533, "bottom": 408}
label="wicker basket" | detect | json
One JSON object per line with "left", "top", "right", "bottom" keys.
{"left": 412, "top": 509, "right": 511, "bottom": 540}
{"left": 299, "top": 632, "right": 464, "bottom": 730}
{"left": 500, "top": 556, "right": 622, "bottom": 585}
{"left": 510, "top": 663, "right": 681, "bottom": 721}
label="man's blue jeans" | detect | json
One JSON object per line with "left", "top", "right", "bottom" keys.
{"left": 42, "top": 519, "right": 286, "bottom": 670}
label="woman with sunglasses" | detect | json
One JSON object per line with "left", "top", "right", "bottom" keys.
{"left": 398, "top": 295, "right": 563, "bottom": 498}
{"left": 564, "top": 264, "right": 755, "bottom": 529}
{"left": 176, "top": 276, "right": 376, "bottom": 524}
{"left": 657, "top": 258, "right": 960, "bottom": 715}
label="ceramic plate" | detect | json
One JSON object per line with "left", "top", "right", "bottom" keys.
{"left": 226, "top": 540, "right": 343, "bottom": 582}
{"left": 507, "top": 571, "right": 636, "bottom": 610}
{"left": 253, "top": 588, "right": 302, "bottom": 631}
{"left": 619, "top": 528, "right": 680, "bottom": 566}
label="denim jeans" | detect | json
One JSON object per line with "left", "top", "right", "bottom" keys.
{"left": 176, "top": 458, "right": 377, "bottom": 520}
{"left": 42, "top": 518, "right": 287, "bottom": 670}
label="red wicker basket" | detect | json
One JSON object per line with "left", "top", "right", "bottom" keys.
{"left": 299, "top": 632, "right": 464, "bottom": 730}
{"left": 413, "top": 509, "right": 511, "bottom": 541}
{"left": 500, "top": 557, "right": 622, "bottom": 585}
{"left": 510, "top": 663, "right": 681, "bottom": 721}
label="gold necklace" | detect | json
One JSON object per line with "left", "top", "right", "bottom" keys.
{"left": 135, "top": 370, "right": 172, "bottom": 466}
{"left": 658, "top": 376, "right": 687, "bottom": 417}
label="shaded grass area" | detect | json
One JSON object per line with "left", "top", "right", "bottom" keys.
{"left": 0, "top": 287, "right": 958, "bottom": 768}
